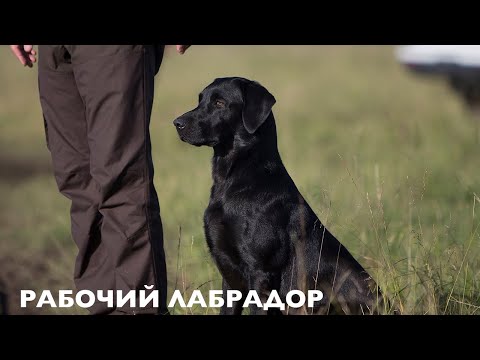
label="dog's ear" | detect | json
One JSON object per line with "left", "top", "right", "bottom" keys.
{"left": 242, "top": 81, "right": 276, "bottom": 134}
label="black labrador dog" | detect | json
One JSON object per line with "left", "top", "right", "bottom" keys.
{"left": 173, "top": 77, "right": 390, "bottom": 315}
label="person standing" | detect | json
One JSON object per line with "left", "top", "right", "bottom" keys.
{"left": 10, "top": 44, "right": 190, "bottom": 315}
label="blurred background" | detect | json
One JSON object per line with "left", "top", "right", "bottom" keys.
{"left": 0, "top": 45, "right": 479, "bottom": 315}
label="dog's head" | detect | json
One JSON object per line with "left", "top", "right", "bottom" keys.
{"left": 173, "top": 77, "right": 276, "bottom": 147}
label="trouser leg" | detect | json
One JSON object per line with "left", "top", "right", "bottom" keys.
{"left": 38, "top": 45, "right": 112, "bottom": 314}
{"left": 69, "top": 45, "right": 167, "bottom": 314}
{"left": 38, "top": 45, "right": 167, "bottom": 314}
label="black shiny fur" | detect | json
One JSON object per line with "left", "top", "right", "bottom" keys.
{"left": 173, "top": 77, "right": 389, "bottom": 315}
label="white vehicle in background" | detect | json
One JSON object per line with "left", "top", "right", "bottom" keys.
{"left": 396, "top": 45, "right": 480, "bottom": 111}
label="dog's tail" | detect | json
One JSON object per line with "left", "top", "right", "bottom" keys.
{"left": 293, "top": 235, "right": 399, "bottom": 315}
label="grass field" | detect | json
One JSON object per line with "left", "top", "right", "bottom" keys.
{"left": 0, "top": 45, "right": 479, "bottom": 315}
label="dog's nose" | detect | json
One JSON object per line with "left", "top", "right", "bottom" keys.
{"left": 173, "top": 118, "right": 186, "bottom": 130}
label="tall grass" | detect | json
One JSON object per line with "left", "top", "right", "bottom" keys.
{"left": 167, "top": 161, "right": 480, "bottom": 315}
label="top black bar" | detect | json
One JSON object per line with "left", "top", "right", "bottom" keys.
{"left": 1, "top": 8, "right": 479, "bottom": 44}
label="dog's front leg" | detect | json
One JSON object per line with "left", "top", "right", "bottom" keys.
{"left": 219, "top": 278, "right": 245, "bottom": 315}
{"left": 247, "top": 271, "right": 281, "bottom": 315}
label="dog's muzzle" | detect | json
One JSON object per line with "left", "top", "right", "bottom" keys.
{"left": 173, "top": 118, "right": 186, "bottom": 130}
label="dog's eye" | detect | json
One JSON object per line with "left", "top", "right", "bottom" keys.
{"left": 215, "top": 99, "right": 226, "bottom": 108}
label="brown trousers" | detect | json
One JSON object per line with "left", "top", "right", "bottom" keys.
{"left": 38, "top": 45, "right": 167, "bottom": 314}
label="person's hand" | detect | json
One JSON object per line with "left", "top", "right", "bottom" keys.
{"left": 10, "top": 45, "right": 37, "bottom": 67}
{"left": 176, "top": 45, "right": 191, "bottom": 55}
